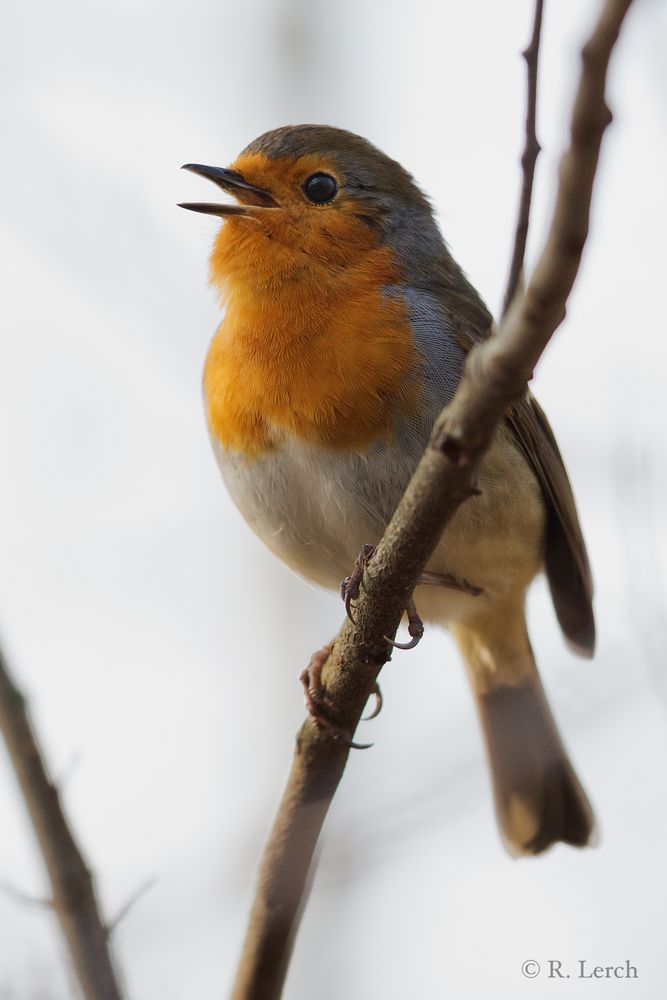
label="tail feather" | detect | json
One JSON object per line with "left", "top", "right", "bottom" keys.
{"left": 452, "top": 608, "right": 595, "bottom": 856}
{"left": 477, "top": 680, "right": 594, "bottom": 855}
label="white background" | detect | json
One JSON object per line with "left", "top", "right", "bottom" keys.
{"left": 1, "top": 0, "right": 666, "bottom": 997}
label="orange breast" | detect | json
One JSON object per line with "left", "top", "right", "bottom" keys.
{"left": 203, "top": 208, "right": 421, "bottom": 456}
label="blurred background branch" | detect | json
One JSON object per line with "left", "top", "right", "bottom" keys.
{"left": 0, "top": 642, "right": 125, "bottom": 1000}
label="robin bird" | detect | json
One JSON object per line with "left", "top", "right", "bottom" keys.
{"left": 180, "top": 124, "right": 595, "bottom": 856}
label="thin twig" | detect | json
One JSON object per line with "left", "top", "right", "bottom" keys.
{"left": 230, "top": 2, "right": 635, "bottom": 997}
{"left": 0, "top": 643, "right": 125, "bottom": 1000}
{"left": 108, "top": 877, "right": 156, "bottom": 935}
{"left": 0, "top": 880, "right": 52, "bottom": 911}
{"left": 502, "top": 0, "right": 545, "bottom": 317}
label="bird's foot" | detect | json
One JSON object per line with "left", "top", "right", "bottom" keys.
{"left": 299, "top": 643, "right": 376, "bottom": 749}
{"left": 341, "top": 544, "right": 427, "bottom": 652}
{"left": 340, "top": 543, "right": 376, "bottom": 624}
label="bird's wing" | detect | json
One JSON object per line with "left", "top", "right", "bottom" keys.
{"left": 439, "top": 284, "right": 595, "bottom": 657}
{"left": 411, "top": 269, "right": 595, "bottom": 655}
{"left": 506, "top": 391, "right": 595, "bottom": 657}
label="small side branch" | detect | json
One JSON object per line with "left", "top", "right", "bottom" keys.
{"left": 0, "top": 643, "right": 125, "bottom": 1000}
{"left": 502, "top": 0, "right": 545, "bottom": 317}
{"left": 108, "top": 877, "right": 156, "bottom": 935}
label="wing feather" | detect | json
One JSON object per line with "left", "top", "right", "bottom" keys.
{"left": 506, "top": 392, "right": 595, "bottom": 656}
{"left": 413, "top": 261, "right": 595, "bottom": 656}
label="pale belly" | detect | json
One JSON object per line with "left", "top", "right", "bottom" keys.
{"left": 212, "top": 425, "right": 546, "bottom": 626}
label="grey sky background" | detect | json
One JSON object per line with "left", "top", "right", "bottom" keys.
{"left": 1, "top": 0, "right": 666, "bottom": 997}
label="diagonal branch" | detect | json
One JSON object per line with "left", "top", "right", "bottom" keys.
{"left": 230, "top": 1, "right": 635, "bottom": 998}
{"left": 502, "top": 0, "right": 545, "bottom": 317}
{"left": 0, "top": 643, "right": 125, "bottom": 1000}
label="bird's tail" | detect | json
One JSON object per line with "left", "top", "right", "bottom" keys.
{"left": 451, "top": 605, "right": 595, "bottom": 856}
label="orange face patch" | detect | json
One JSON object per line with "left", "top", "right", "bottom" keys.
{"left": 203, "top": 152, "right": 421, "bottom": 455}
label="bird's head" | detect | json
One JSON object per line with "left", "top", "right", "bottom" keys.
{"left": 180, "top": 124, "right": 439, "bottom": 295}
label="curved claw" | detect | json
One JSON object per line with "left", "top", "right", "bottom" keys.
{"left": 324, "top": 719, "right": 373, "bottom": 750}
{"left": 342, "top": 584, "right": 357, "bottom": 625}
{"left": 384, "top": 631, "right": 422, "bottom": 651}
{"left": 309, "top": 717, "right": 373, "bottom": 750}
{"left": 362, "top": 681, "right": 383, "bottom": 721}
{"left": 311, "top": 717, "right": 373, "bottom": 750}
{"left": 384, "top": 597, "right": 425, "bottom": 651}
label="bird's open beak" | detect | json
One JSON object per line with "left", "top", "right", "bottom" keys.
{"left": 178, "top": 163, "right": 278, "bottom": 217}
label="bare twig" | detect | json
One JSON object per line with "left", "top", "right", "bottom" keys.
{"left": 0, "top": 643, "right": 125, "bottom": 1000}
{"left": 108, "top": 877, "right": 156, "bottom": 935}
{"left": 502, "top": 0, "right": 545, "bottom": 317}
{"left": 230, "top": 2, "right": 635, "bottom": 998}
{"left": 0, "top": 880, "right": 52, "bottom": 911}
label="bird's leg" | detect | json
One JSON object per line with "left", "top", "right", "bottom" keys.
{"left": 418, "top": 570, "right": 483, "bottom": 596}
{"left": 340, "top": 543, "right": 376, "bottom": 624}
{"left": 381, "top": 569, "right": 482, "bottom": 652}
{"left": 385, "top": 597, "right": 425, "bottom": 651}
{"left": 299, "top": 642, "right": 376, "bottom": 749}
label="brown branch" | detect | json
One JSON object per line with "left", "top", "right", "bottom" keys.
{"left": 502, "top": 0, "right": 545, "bottom": 317}
{"left": 0, "top": 643, "right": 125, "bottom": 1000}
{"left": 231, "top": 2, "right": 635, "bottom": 997}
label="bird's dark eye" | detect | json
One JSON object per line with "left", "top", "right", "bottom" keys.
{"left": 302, "top": 172, "right": 338, "bottom": 204}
